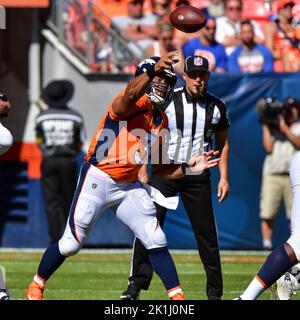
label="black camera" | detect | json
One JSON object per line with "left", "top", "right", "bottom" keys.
{"left": 256, "top": 97, "right": 284, "bottom": 131}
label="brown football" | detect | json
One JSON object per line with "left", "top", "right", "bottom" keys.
{"left": 169, "top": 5, "right": 207, "bottom": 33}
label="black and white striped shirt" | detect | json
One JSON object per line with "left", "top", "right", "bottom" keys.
{"left": 36, "top": 107, "right": 86, "bottom": 158}
{"left": 163, "top": 86, "right": 230, "bottom": 164}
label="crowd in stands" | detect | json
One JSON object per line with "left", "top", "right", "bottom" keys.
{"left": 59, "top": 0, "right": 300, "bottom": 74}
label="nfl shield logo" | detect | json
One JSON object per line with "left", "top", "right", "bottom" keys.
{"left": 194, "top": 57, "right": 203, "bottom": 66}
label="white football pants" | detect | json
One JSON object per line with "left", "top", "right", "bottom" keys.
{"left": 287, "top": 151, "right": 300, "bottom": 261}
{"left": 58, "top": 162, "right": 168, "bottom": 256}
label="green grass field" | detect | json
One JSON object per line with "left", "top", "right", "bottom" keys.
{"left": 0, "top": 249, "right": 299, "bottom": 300}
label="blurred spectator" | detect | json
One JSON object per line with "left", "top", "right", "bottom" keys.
{"left": 146, "top": 21, "right": 176, "bottom": 56}
{"left": 112, "top": 0, "right": 159, "bottom": 59}
{"left": 181, "top": 17, "right": 227, "bottom": 73}
{"left": 98, "top": 0, "right": 129, "bottom": 17}
{"left": 91, "top": 18, "right": 114, "bottom": 72}
{"left": 200, "top": 0, "right": 225, "bottom": 19}
{"left": 215, "top": 0, "right": 265, "bottom": 56}
{"left": 64, "top": 0, "right": 86, "bottom": 54}
{"left": 36, "top": 80, "right": 86, "bottom": 244}
{"left": 228, "top": 20, "right": 273, "bottom": 73}
{"left": 283, "top": 46, "right": 300, "bottom": 72}
{"left": 147, "top": 0, "right": 173, "bottom": 20}
{"left": 265, "top": 0, "right": 300, "bottom": 72}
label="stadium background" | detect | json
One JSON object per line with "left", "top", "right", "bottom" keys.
{"left": 0, "top": 0, "right": 299, "bottom": 251}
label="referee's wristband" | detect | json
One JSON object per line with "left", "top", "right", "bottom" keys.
{"left": 146, "top": 63, "right": 157, "bottom": 79}
{"left": 181, "top": 162, "right": 189, "bottom": 175}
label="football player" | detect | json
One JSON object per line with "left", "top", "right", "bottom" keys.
{"left": 236, "top": 151, "right": 300, "bottom": 300}
{"left": 26, "top": 51, "right": 220, "bottom": 300}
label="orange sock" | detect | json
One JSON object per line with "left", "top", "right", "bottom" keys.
{"left": 167, "top": 285, "right": 184, "bottom": 299}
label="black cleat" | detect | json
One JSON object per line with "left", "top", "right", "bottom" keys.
{"left": 120, "top": 282, "right": 141, "bottom": 300}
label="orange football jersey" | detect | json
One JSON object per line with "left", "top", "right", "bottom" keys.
{"left": 85, "top": 90, "right": 168, "bottom": 182}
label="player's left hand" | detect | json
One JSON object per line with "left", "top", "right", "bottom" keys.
{"left": 217, "top": 178, "right": 229, "bottom": 203}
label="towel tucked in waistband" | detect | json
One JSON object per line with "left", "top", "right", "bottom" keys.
{"left": 141, "top": 183, "right": 179, "bottom": 210}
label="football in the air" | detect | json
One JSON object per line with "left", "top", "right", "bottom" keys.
{"left": 169, "top": 5, "right": 207, "bottom": 33}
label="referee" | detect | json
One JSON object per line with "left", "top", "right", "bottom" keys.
{"left": 36, "top": 80, "right": 86, "bottom": 244}
{"left": 120, "top": 56, "right": 230, "bottom": 300}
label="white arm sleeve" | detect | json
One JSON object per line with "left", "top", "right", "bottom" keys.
{"left": 0, "top": 122, "right": 13, "bottom": 155}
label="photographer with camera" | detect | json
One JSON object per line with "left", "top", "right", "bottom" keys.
{"left": 257, "top": 97, "right": 300, "bottom": 250}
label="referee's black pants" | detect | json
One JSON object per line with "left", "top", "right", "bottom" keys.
{"left": 128, "top": 171, "right": 223, "bottom": 299}
{"left": 41, "top": 156, "right": 77, "bottom": 244}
